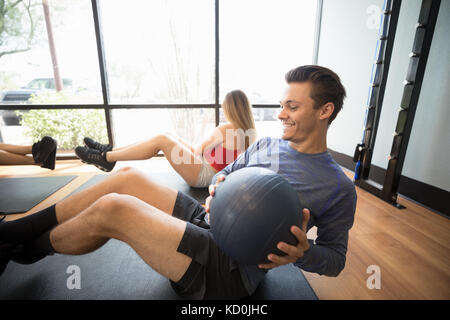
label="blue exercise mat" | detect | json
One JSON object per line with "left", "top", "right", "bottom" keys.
{"left": 0, "top": 176, "right": 77, "bottom": 214}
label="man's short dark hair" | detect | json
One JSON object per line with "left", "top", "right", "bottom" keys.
{"left": 285, "top": 65, "right": 346, "bottom": 125}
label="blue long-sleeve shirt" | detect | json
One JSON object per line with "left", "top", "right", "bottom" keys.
{"left": 211, "top": 137, "right": 357, "bottom": 295}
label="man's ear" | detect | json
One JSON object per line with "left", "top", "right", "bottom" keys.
{"left": 320, "top": 102, "right": 334, "bottom": 121}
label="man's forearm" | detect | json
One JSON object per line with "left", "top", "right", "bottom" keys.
{"left": 294, "top": 241, "right": 346, "bottom": 277}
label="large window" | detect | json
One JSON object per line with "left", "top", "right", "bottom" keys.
{"left": 100, "top": 0, "right": 215, "bottom": 104}
{"left": 0, "top": 0, "right": 318, "bottom": 153}
{"left": 113, "top": 108, "right": 215, "bottom": 147}
{"left": 0, "top": 108, "right": 107, "bottom": 153}
{"left": 219, "top": 108, "right": 282, "bottom": 140}
{"left": 220, "top": 0, "right": 317, "bottom": 104}
{"left": 0, "top": 0, "right": 102, "bottom": 105}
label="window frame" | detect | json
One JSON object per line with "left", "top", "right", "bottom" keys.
{"left": 0, "top": 0, "right": 322, "bottom": 159}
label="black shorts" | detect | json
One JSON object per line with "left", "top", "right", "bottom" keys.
{"left": 169, "top": 191, "right": 249, "bottom": 300}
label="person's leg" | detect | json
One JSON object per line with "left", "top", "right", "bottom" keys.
{"left": 106, "top": 134, "right": 202, "bottom": 186}
{"left": 105, "top": 133, "right": 186, "bottom": 161}
{"left": 0, "top": 143, "right": 32, "bottom": 155}
{"left": 0, "top": 136, "right": 58, "bottom": 168}
{"left": 165, "top": 132, "right": 195, "bottom": 153}
{"left": 50, "top": 193, "right": 192, "bottom": 282}
{"left": 56, "top": 167, "right": 179, "bottom": 224}
{"left": 0, "top": 167, "right": 178, "bottom": 244}
{"left": 0, "top": 135, "right": 58, "bottom": 168}
{"left": 0, "top": 149, "right": 35, "bottom": 165}
{"left": 85, "top": 133, "right": 195, "bottom": 154}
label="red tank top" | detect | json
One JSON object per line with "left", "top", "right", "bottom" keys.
{"left": 203, "top": 144, "right": 240, "bottom": 172}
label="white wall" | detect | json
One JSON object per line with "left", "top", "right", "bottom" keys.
{"left": 401, "top": 0, "right": 450, "bottom": 191}
{"left": 369, "top": 0, "right": 421, "bottom": 172}
{"left": 318, "top": 0, "right": 384, "bottom": 157}
{"left": 319, "top": 0, "right": 450, "bottom": 191}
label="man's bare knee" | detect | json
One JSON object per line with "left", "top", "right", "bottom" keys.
{"left": 117, "top": 166, "right": 136, "bottom": 175}
{"left": 89, "top": 193, "right": 130, "bottom": 234}
{"left": 114, "top": 167, "right": 149, "bottom": 189}
{"left": 110, "top": 166, "right": 136, "bottom": 183}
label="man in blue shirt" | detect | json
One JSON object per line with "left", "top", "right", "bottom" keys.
{"left": 205, "top": 66, "right": 356, "bottom": 294}
{"left": 0, "top": 65, "right": 356, "bottom": 299}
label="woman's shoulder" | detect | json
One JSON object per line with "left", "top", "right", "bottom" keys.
{"left": 217, "top": 122, "right": 235, "bottom": 129}
{"left": 216, "top": 122, "right": 236, "bottom": 133}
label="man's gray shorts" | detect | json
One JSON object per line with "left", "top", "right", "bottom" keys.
{"left": 170, "top": 191, "right": 249, "bottom": 300}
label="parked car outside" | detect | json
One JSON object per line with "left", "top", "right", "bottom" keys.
{"left": 0, "top": 78, "right": 73, "bottom": 125}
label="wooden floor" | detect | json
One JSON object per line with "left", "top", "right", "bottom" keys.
{"left": 1, "top": 159, "right": 449, "bottom": 300}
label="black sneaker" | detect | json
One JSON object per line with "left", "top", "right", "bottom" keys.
{"left": 83, "top": 137, "right": 112, "bottom": 153}
{"left": 41, "top": 146, "right": 57, "bottom": 170}
{"left": 75, "top": 146, "right": 116, "bottom": 172}
{"left": 32, "top": 136, "right": 57, "bottom": 169}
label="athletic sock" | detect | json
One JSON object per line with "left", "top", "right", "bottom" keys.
{"left": 12, "top": 230, "right": 56, "bottom": 264}
{"left": 0, "top": 205, "right": 57, "bottom": 244}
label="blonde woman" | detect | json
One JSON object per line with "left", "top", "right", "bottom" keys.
{"left": 75, "top": 90, "right": 257, "bottom": 188}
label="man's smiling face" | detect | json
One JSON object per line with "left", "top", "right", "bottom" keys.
{"left": 278, "top": 82, "right": 323, "bottom": 145}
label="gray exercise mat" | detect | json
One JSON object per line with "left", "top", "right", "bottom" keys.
{"left": 0, "top": 239, "right": 317, "bottom": 300}
{"left": 149, "top": 171, "right": 210, "bottom": 203}
{"left": 65, "top": 174, "right": 109, "bottom": 198}
{"left": 0, "top": 176, "right": 77, "bottom": 214}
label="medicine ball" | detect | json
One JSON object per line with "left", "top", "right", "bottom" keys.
{"left": 209, "top": 166, "right": 302, "bottom": 265}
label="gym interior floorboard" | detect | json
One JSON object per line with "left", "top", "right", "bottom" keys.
{"left": 1, "top": 158, "right": 449, "bottom": 300}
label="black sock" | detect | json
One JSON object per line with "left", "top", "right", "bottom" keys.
{"left": 0, "top": 205, "right": 58, "bottom": 244}
{"left": 12, "top": 230, "right": 56, "bottom": 264}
